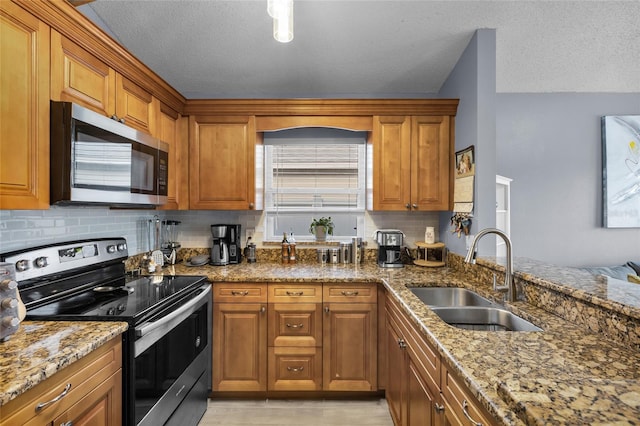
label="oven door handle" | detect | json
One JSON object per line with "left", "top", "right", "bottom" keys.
{"left": 135, "top": 283, "right": 211, "bottom": 357}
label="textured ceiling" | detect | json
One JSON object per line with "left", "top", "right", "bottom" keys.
{"left": 81, "top": 0, "right": 640, "bottom": 98}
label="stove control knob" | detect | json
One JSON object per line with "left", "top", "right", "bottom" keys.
{"left": 1, "top": 298, "right": 18, "bottom": 309}
{"left": 34, "top": 256, "right": 48, "bottom": 268}
{"left": 107, "top": 245, "right": 116, "bottom": 254}
{"left": 2, "top": 317, "right": 19, "bottom": 327}
{"left": 107, "top": 307, "right": 116, "bottom": 315}
{"left": 117, "top": 303, "right": 126, "bottom": 312}
{"left": 15, "top": 260, "right": 29, "bottom": 272}
{"left": 117, "top": 243, "right": 127, "bottom": 252}
{"left": 0, "top": 280, "right": 18, "bottom": 290}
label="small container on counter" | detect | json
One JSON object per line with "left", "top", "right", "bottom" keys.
{"left": 317, "top": 248, "right": 328, "bottom": 265}
{"left": 340, "top": 242, "right": 352, "bottom": 263}
{"left": 329, "top": 248, "right": 341, "bottom": 264}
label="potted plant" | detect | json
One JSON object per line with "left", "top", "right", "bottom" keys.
{"left": 309, "top": 216, "right": 334, "bottom": 241}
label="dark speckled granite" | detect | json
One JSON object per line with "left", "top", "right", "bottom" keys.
{"left": 149, "top": 253, "right": 640, "bottom": 425}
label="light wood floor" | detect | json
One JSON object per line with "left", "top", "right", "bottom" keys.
{"left": 199, "top": 398, "right": 394, "bottom": 426}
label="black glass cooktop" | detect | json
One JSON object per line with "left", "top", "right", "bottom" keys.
{"left": 26, "top": 275, "right": 206, "bottom": 320}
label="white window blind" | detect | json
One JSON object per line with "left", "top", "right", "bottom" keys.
{"left": 263, "top": 128, "right": 366, "bottom": 240}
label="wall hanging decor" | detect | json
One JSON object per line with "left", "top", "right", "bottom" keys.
{"left": 602, "top": 115, "right": 640, "bottom": 228}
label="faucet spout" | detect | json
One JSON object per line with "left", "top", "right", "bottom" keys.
{"left": 464, "top": 228, "right": 516, "bottom": 302}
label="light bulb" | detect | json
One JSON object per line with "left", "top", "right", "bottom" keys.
{"left": 268, "top": 0, "right": 292, "bottom": 19}
{"left": 272, "top": 2, "right": 293, "bottom": 42}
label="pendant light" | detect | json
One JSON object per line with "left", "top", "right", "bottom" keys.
{"left": 268, "top": 0, "right": 293, "bottom": 43}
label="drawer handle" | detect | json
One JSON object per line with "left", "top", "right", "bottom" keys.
{"left": 286, "top": 323, "right": 304, "bottom": 329}
{"left": 462, "top": 400, "right": 483, "bottom": 426}
{"left": 287, "top": 366, "right": 304, "bottom": 372}
{"left": 398, "top": 338, "right": 407, "bottom": 349}
{"left": 231, "top": 290, "right": 249, "bottom": 296}
{"left": 35, "top": 383, "right": 72, "bottom": 412}
{"left": 286, "top": 291, "right": 304, "bottom": 296}
{"left": 341, "top": 290, "right": 359, "bottom": 296}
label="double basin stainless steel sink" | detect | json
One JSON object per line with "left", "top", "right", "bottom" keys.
{"left": 409, "top": 287, "right": 542, "bottom": 332}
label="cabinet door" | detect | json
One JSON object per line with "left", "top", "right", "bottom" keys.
{"left": 157, "top": 104, "right": 187, "bottom": 210}
{"left": 0, "top": 2, "right": 50, "bottom": 209}
{"left": 189, "top": 115, "right": 256, "bottom": 210}
{"left": 50, "top": 29, "right": 116, "bottom": 117}
{"left": 115, "top": 73, "right": 157, "bottom": 134}
{"left": 385, "top": 315, "right": 406, "bottom": 426}
{"left": 213, "top": 302, "right": 267, "bottom": 391}
{"left": 411, "top": 115, "right": 451, "bottom": 210}
{"left": 407, "top": 358, "right": 437, "bottom": 426}
{"left": 372, "top": 115, "right": 412, "bottom": 210}
{"left": 51, "top": 370, "right": 122, "bottom": 426}
{"left": 323, "top": 302, "right": 377, "bottom": 391}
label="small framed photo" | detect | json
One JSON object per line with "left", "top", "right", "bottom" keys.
{"left": 455, "top": 146, "right": 475, "bottom": 178}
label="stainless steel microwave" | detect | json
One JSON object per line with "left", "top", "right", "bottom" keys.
{"left": 50, "top": 101, "right": 168, "bottom": 207}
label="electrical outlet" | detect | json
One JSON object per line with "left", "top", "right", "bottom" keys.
{"left": 246, "top": 228, "right": 255, "bottom": 241}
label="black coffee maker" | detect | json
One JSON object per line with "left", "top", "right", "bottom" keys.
{"left": 226, "top": 224, "right": 242, "bottom": 264}
{"left": 375, "top": 229, "right": 405, "bottom": 268}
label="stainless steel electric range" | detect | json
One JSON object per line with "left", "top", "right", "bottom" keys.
{"left": 1, "top": 238, "right": 211, "bottom": 426}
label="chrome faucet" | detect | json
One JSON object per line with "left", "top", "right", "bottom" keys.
{"left": 464, "top": 228, "right": 516, "bottom": 302}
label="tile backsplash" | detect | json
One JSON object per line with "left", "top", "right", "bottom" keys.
{"left": 0, "top": 207, "right": 443, "bottom": 255}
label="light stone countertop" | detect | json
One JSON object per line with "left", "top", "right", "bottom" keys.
{"left": 168, "top": 259, "right": 640, "bottom": 425}
{"left": 0, "top": 321, "right": 128, "bottom": 406}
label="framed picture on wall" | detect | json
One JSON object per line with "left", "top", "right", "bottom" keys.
{"left": 455, "top": 145, "right": 475, "bottom": 178}
{"left": 602, "top": 115, "right": 640, "bottom": 228}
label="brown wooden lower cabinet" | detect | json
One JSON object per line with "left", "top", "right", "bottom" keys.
{"left": 212, "top": 282, "right": 377, "bottom": 393}
{"left": 385, "top": 292, "right": 496, "bottom": 426}
{"left": 1, "top": 337, "right": 122, "bottom": 426}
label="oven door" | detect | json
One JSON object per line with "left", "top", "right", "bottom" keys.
{"left": 134, "top": 283, "right": 211, "bottom": 426}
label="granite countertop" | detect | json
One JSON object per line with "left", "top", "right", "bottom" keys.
{"left": 0, "top": 321, "right": 128, "bottom": 406}
{"left": 168, "top": 259, "right": 640, "bottom": 425}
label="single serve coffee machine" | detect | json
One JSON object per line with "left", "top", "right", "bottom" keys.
{"left": 375, "top": 229, "right": 405, "bottom": 268}
{"left": 211, "top": 224, "right": 230, "bottom": 266}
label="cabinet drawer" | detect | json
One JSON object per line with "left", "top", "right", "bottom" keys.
{"left": 268, "top": 303, "right": 322, "bottom": 347}
{"left": 268, "top": 284, "right": 322, "bottom": 303}
{"left": 214, "top": 283, "right": 268, "bottom": 303}
{"left": 268, "top": 347, "right": 322, "bottom": 391}
{"left": 2, "top": 337, "right": 122, "bottom": 426}
{"left": 442, "top": 366, "right": 496, "bottom": 426}
{"left": 323, "top": 283, "right": 377, "bottom": 303}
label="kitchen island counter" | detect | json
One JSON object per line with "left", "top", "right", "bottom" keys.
{"left": 168, "top": 259, "right": 640, "bottom": 425}
{"left": 0, "top": 321, "right": 128, "bottom": 406}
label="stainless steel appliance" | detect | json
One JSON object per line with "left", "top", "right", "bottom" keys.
{"left": 210, "top": 225, "right": 229, "bottom": 265}
{"left": 1, "top": 239, "right": 211, "bottom": 426}
{"left": 50, "top": 101, "right": 169, "bottom": 207}
{"left": 375, "top": 229, "right": 405, "bottom": 268}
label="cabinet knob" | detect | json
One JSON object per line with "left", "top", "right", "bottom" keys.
{"left": 412, "top": 203, "right": 418, "bottom": 209}
{"left": 405, "top": 203, "right": 411, "bottom": 209}
{"left": 119, "top": 118, "right": 125, "bottom": 124}
{"left": 261, "top": 306, "right": 266, "bottom": 313}
{"left": 398, "top": 338, "right": 407, "bottom": 349}
{"left": 435, "top": 403, "right": 445, "bottom": 414}
{"left": 249, "top": 202, "right": 254, "bottom": 209}
{"left": 324, "top": 306, "right": 330, "bottom": 313}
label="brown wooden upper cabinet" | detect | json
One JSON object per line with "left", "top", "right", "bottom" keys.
{"left": 372, "top": 115, "right": 452, "bottom": 211}
{"left": 50, "top": 30, "right": 157, "bottom": 135}
{"left": 189, "top": 115, "right": 257, "bottom": 210}
{"left": 157, "top": 104, "right": 188, "bottom": 210}
{"left": 0, "top": 1, "right": 50, "bottom": 209}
